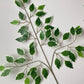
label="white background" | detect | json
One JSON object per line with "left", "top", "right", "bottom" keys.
{"left": 0, "top": 0, "right": 84, "bottom": 84}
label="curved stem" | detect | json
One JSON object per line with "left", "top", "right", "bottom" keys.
{"left": 23, "top": 6, "right": 59, "bottom": 84}
{"left": 51, "top": 35, "right": 77, "bottom": 68}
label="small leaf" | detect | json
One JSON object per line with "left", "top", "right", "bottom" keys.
{"left": 0, "top": 66, "right": 5, "bottom": 71}
{"left": 45, "top": 29, "right": 51, "bottom": 38}
{"left": 49, "top": 37, "right": 56, "bottom": 42}
{"left": 75, "top": 26, "right": 82, "bottom": 35}
{"left": 63, "top": 33, "right": 69, "bottom": 40}
{"left": 70, "top": 27, "right": 75, "bottom": 35}
{"left": 23, "top": 0, "right": 28, "bottom": 3}
{"left": 19, "top": 11, "right": 25, "bottom": 20}
{"left": 45, "top": 25, "right": 54, "bottom": 30}
{"left": 25, "top": 77, "right": 30, "bottom": 84}
{"left": 6, "top": 56, "right": 14, "bottom": 63}
{"left": 29, "top": 42, "right": 35, "bottom": 55}
{"left": 38, "top": 5, "right": 45, "bottom": 10}
{"left": 69, "top": 52, "right": 76, "bottom": 62}
{"left": 48, "top": 41, "right": 57, "bottom": 47}
{"left": 36, "top": 11, "right": 46, "bottom": 17}
{"left": 75, "top": 46, "right": 84, "bottom": 52}
{"left": 45, "top": 17, "right": 52, "bottom": 23}
{"left": 10, "top": 20, "right": 19, "bottom": 25}
{"left": 15, "top": 58, "right": 25, "bottom": 63}
{"left": 65, "top": 61, "right": 73, "bottom": 68}
{"left": 1, "top": 69, "right": 11, "bottom": 76}
{"left": 40, "top": 31, "right": 45, "bottom": 40}
{"left": 16, "top": 73, "right": 24, "bottom": 80}
{"left": 61, "top": 50, "right": 70, "bottom": 56}
{"left": 31, "top": 70, "right": 37, "bottom": 79}
{"left": 35, "top": 76, "right": 41, "bottom": 84}
{"left": 77, "top": 51, "right": 84, "bottom": 57}
{"left": 35, "top": 17, "right": 42, "bottom": 26}
{"left": 15, "top": 0, "right": 22, "bottom": 7}
{"left": 54, "top": 28, "right": 60, "bottom": 37}
{"left": 17, "top": 48, "right": 25, "bottom": 55}
{"left": 16, "top": 32, "right": 29, "bottom": 42}
{"left": 42, "top": 68, "right": 48, "bottom": 79}
{"left": 55, "top": 58, "right": 61, "bottom": 69}
{"left": 18, "top": 26, "right": 28, "bottom": 35}
{"left": 29, "top": 3, "right": 35, "bottom": 12}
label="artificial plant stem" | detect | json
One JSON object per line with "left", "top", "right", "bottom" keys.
{"left": 23, "top": 6, "right": 59, "bottom": 84}
{"left": 51, "top": 35, "right": 77, "bottom": 68}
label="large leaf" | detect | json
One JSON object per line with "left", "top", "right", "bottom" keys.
{"left": 36, "top": 11, "right": 46, "bottom": 17}
{"left": 45, "top": 25, "right": 54, "bottom": 30}
{"left": 48, "top": 41, "right": 57, "bottom": 47}
{"left": 29, "top": 42, "right": 35, "bottom": 55}
{"left": 10, "top": 20, "right": 19, "bottom": 25}
{"left": 75, "top": 26, "right": 82, "bottom": 35}
{"left": 19, "top": 11, "right": 25, "bottom": 20}
{"left": 70, "top": 27, "right": 75, "bottom": 35}
{"left": 6, "top": 56, "right": 14, "bottom": 63}
{"left": 55, "top": 58, "right": 61, "bottom": 69}
{"left": 16, "top": 73, "right": 24, "bottom": 80}
{"left": 75, "top": 46, "right": 84, "bottom": 52}
{"left": 45, "top": 29, "right": 51, "bottom": 38}
{"left": 42, "top": 68, "right": 48, "bottom": 79}
{"left": 77, "top": 51, "right": 84, "bottom": 57}
{"left": 61, "top": 50, "right": 70, "bottom": 56}
{"left": 15, "top": 0, "right": 22, "bottom": 7}
{"left": 1, "top": 69, "right": 11, "bottom": 76}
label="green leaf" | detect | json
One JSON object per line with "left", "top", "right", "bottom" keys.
{"left": 18, "top": 26, "right": 28, "bottom": 35}
{"left": 70, "top": 27, "right": 75, "bottom": 35}
{"left": 15, "top": 0, "right": 22, "bottom": 7}
{"left": 16, "top": 32, "right": 29, "bottom": 42}
{"left": 61, "top": 50, "right": 70, "bottom": 56}
{"left": 45, "top": 25, "right": 54, "bottom": 30}
{"left": 77, "top": 51, "right": 84, "bottom": 57}
{"left": 35, "top": 17, "right": 42, "bottom": 26}
{"left": 16, "top": 73, "right": 24, "bottom": 80}
{"left": 63, "top": 33, "right": 69, "bottom": 40}
{"left": 45, "top": 29, "right": 51, "bottom": 38}
{"left": 38, "top": 5, "right": 45, "bottom": 10}
{"left": 29, "top": 3, "right": 35, "bottom": 12}
{"left": 65, "top": 61, "right": 73, "bottom": 68}
{"left": 10, "top": 20, "right": 19, "bottom": 25}
{"left": 49, "top": 37, "right": 56, "bottom": 42}
{"left": 35, "top": 76, "right": 41, "bottom": 84}
{"left": 40, "top": 31, "right": 45, "bottom": 40}
{"left": 55, "top": 58, "right": 61, "bottom": 69}
{"left": 15, "top": 58, "right": 25, "bottom": 63}
{"left": 25, "top": 77, "right": 30, "bottom": 84}
{"left": 45, "top": 17, "right": 52, "bottom": 23}
{"left": 36, "top": 11, "right": 46, "bottom": 17}
{"left": 48, "top": 41, "right": 57, "bottom": 47}
{"left": 54, "top": 28, "right": 60, "bottom": 37}
{"left": 29, "top": 42, "right": 35, "bottom": 55}
{"left": 17, "top": 48, "right": 25, "bottom": 55}
{"left": 69, "top": 52, "right": 76, "bottom": 62}
{"left": 0, "top": 66, "right": 5, "bottom": 71}
{"left": 23, "top": 0, "right": 28, "bottom": 3}
{"left": 6, "top": 56, "right": 14, "bottom": 63}
{"left": 75, "top": 26, "right": 82, "bottom": 35}
{"left": 42, "top": 68, "right": 48, "bottom": 79}
{"left": 31, "top": 70, "right": 37, "bottom": 79}
{"left": 1, "top": 69, "right": 11, "bottom": 76}
{"left": 75, "top": 46, "right": 84, "bottom": 52}
{"left": 19, "top": 11, "right": 25, "bottom": 20}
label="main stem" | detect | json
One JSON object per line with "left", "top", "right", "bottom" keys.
{"left": 23, "top": 7, "right": 59, "bottom": 84}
